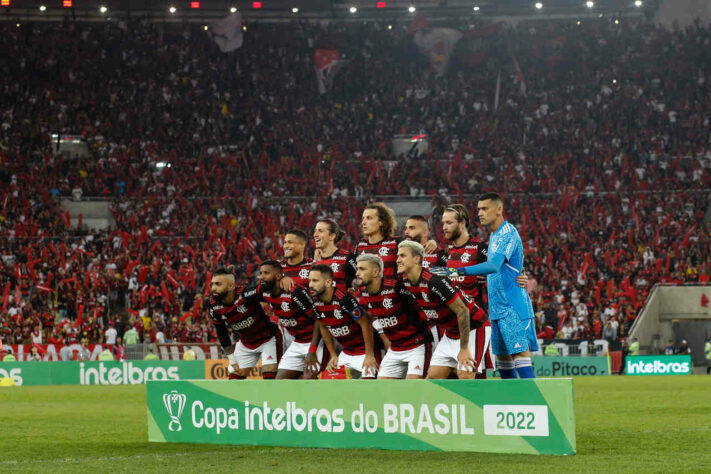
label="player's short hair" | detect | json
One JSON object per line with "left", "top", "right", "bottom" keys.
{"left": 356, "top": 253, "right": 384, "bottom": 277}
{"left": 310, "top": 264, "right": 334, "bottom": 280}
{"left": 407, "top": 215, "right": 429, "bottom": 229}
{"left": 479, "top": 192, "right": 503, "bottom": 206}
{"left": 214, "top": 266, "right": 235, "bottom": 276}
{"left": 259, "top": 260, "right": 283, "bottom": 274}
{"left": 443, "top": 203, "right": 469, "bottom": 225}
{"left": 398, "top": 240, "right": 424, "bottom": 263}
{"left": 365, "top": 202, "right": 397, "bottom": 239}
{"left": 285, "top": 229, "right": 308, "bottom": 243}
{"left": 316, "top": 219, "right": 346, "bottom": 243}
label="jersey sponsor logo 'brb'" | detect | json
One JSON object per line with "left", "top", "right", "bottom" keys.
{"left": 163, "top": 390, "right": 187, "bottom": 432}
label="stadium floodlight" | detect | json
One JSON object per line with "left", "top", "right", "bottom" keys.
{"left": 230, "top": 7, "right": 237, "bottom": 13}
{"left": 99, "top": 6, "right": 107, "bottom": 13}
{"left": 473, "top": 6, "right": 480, "bottom": 12}
{"left": 169, "top": 6, "right": 176, "bottom": 14}
{"left": 203, "top": 25, "right": 208, "bottom": 31}
{"left": 387, "top": 24, "right": 392, "bottom": 30}
{"left": 615, "top": 19, "right": 619, "bottom": 24}
{"left": 349, "top": 6, "right": 357, "bottom": 13}
{"left": 634, "top": 0, "right": 642, "bottom": 6}
{"left": 535, "top": 2, "right": 543, "bottom": 9}
{"left": 408, "top": 6, "right": 415, "bottom": 13}
{"left": 292, "top": 7, "right": 299, "bottom": 13}
{"left": 39, "top": 4, "right": 46, "bottom": 11}
{"left": 585, "top": 1, "right": 594, "bottom": 8}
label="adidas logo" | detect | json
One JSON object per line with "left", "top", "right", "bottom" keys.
{"left": 266, "top": 356, "right": 273, "bottom": 360}
{"left": 414, "top": 365, "right": 421, "bottom": 370}
{"left": 514, "top": 343, "right": 521, "bottom": 349}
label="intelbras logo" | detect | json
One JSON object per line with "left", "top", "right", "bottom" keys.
{"left": 626, "top": 357, "right": 691, "bottom": 375}
{"left": 80, "top": 362, "right": 180, "bottom": 385}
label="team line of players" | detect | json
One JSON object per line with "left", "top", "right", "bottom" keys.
{"left": 207, "top": 193, "right": 539, "bottom": 380}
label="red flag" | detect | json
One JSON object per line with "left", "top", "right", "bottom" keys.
{"left": 607, "top": 280, "right": 613, "bottom": 300}
{"left": 35, "top": 285, "right": 52, "bottom": 292}
{"left": 166, "top": 273, "right": 180, "bottom": 289}
{"left": 2, "top": 282, "right": 10, "bottom": 311}
{"left": 78, "top": 213, "right": 83, "bottom": 229}
{"left": 702, "top": 294, "right": 709, "bottom": 308}
{"left": 204, "top": 272, "right": 213, "bottom": 297}
{"left": 76, "top": 304, "right": 85, "bottom": 326}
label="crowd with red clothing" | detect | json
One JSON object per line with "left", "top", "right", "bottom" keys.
{"left": 0, "top": 17, "right": 709, "bottom": 351}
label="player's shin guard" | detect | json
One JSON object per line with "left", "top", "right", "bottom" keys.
{"left": 228, "top": 373, "right": 246, "bottom": 380}
{"left": 262, "top": 372, "right": 276, "bottom": 379}
{"left": 514, "top": 357, "right": 535, "bottom": 378}
{"left": 497, "top": 360, "right": 517, "bottom": 379}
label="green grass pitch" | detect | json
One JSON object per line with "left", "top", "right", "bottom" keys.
{"left": 1, "top": 376, "right": 710, "bottom": 473}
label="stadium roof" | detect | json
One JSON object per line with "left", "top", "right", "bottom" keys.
{"left": 1, "top": 1, "right": 657, "bottom": 22}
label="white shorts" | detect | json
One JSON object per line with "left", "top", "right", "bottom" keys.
{"left": 430, "top": 326, "right": 443, "bottom": 350}
{"left": 338, "top": 352, "right": 376, "bottom": 378}
{"left": 377, "top": 343, "right": 432, "bottom": 379}
{"left": 430, "top": 327, "right": 491, "bottom": 374}
{"left": 235, "top": 334, "right": 283, "bottom": 369}
{"left": 278, "top": 339, "right": 325, "bottom": 373}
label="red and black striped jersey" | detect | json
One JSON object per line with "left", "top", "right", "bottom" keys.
{"left": 207, "top": 287, "right": 277, "bottom": 349}
{"left": 313, "top": 288, "right": 366, "bottom": 356}
{"left": 281, "top": 258, "right": 312, "bottom": 288}
{"left": 422, "top": 250, "right": 447, "bottom": 270}
{"left": 446, "top": 236, "right": 488, "bottom": 301}
{"left": 354, "top": 238, "right": 399, "bottom": 278}
{"left": 313, "top": 249, "right": 357, "bottom": 292}
{"left": 357, "top": 278, "right": 430, "bottom": 351}
{"left": 401, "top": 269, "right": 480, "bottom": 339}
{"left": 258, "top": 285, "right": 316, "bottom": 343}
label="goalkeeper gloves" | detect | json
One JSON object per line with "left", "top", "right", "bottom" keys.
{"left": 430, "top": 266, "right": 464, "bottom": 278}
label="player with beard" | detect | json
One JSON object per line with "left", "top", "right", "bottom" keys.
{"left": 355, "top": 253, "right": 432, "bottom": 379}
{"left": 435, "top": 204, "right": 527, "bottom": 379}
{"left": 355, "top": 203, "right": 438, "bottom": 279}
{"left": 312, "top": 219, "right": 357, "bottom": 292}
{"left": 404, "top": 215, "right": 448, "bottom": 348}
{"left": 280, "top": 229, "right": 312, "bottom": 289}
{"left": 308, "top": 264, "right": 379, "bottom": 379}
{"left": 396, "top": 241, "right": 479, "bottom": 379}
{"left": 207, "top": 267, "right": 282, "bottom": 380}
{"left": 257, "top": 260, "right": 338, "bottom": 379}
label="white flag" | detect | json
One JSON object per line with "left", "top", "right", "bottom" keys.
{"left": 210, "top": 13, "right": 243, "bottom": 53}
{"left": 413, "top": 28, "right": 462, "bottom": 76}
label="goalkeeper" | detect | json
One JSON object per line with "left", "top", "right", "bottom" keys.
{"left": 433, "top": 193, "right": 538, "bottom": 379}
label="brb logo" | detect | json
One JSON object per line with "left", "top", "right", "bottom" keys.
{"left": 163, "top": 390, "right": 187, "bottom": 432}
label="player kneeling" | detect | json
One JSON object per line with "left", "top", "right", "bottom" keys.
{"left": 396, "top": 241, "right": 479, "bottom": 379}
{"left": 309, "top": 265, "right": 378, "bottom": 379}
{"left": 208, "top": 268, "right": 283, "bottom": 380}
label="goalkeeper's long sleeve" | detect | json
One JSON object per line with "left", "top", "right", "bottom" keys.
{"left": 453, "top": 253, "right": 505, "bottom": 276}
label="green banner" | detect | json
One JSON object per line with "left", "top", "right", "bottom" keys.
{"left": 147, "top": 379, "right": 576, "bottom": 455}
{"left": 532, "top": 356, "right": 610, "bottom": 377}
{"left": 625, "top": 355, "right": 692, "bottom": 375}
{"left": 0, "top": 361, "right": 205, "bottom": 386}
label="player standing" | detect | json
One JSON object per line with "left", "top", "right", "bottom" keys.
{"left": 280, "top": 229, "right": 312, "bottom": 288}
{"left": 257, "top": 260, "right": 338, "bottom": 379}
{"left": 312, "top": 219, "right": 357, "bottom": 292}
{"left": 207, "top": 268, "right": 283, "bottom": 380}
{"left": 403, "top": 215, "right": 447, "bottom": 269}
{"left": 308, "top": 264, "right": 378, "bottom": 379}
{"left": 436, "top": 193, "right": 538, "bottom": 379}
{"left": 397, "top": 241, "right": 482, "bottom": 379}
{"left": 355, "top": 254, "right": 432, "bottom": 379}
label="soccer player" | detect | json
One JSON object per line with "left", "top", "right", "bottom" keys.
{"left": 308, "top": 264, "right": 378, "bottom": 379}
{"left": 257, "top": 260, "right": 338, "bottom": 379}
{"left": 355, "top": 202, "right": 437, "bottom": 279}
{"left": 396, "top": 241, "right": 479, "bottom": 379}
{"left": 312, "top": 219, "right": 357, "bottom": 292}
{"left": 403, "top": 215, "right": 447, "bottom": 269}
{"left": 434, "top": 193, "right": 538, "bottom": 379}
{"left": 355, "top": 253, "right": 432, "bottom": 379}
{"left": 207, "top": 268, "right": 283, "bottom": 380}
{"left": 280, "top": 229, "right": 312, "bottom": 288}
{"left": 439, "top": 203, "right": 494, "bottom": 378}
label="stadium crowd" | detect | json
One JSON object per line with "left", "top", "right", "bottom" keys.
{"left": 0, "top": 17, "right": 709, "bottom": 356}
